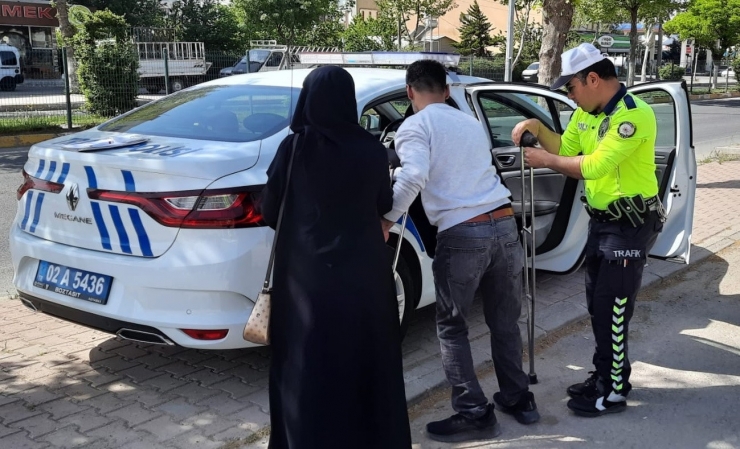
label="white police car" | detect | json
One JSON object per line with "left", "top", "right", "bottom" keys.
{"left": 9, "top": 54, "right": 696, "bottom": 349}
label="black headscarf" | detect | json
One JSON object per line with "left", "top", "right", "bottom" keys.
{"left": 290, "top": 66, "right": 372, "bottom": 146}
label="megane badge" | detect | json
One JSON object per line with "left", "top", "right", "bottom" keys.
{"left": 66, "top": 184, "right": 80, "bottom": 211}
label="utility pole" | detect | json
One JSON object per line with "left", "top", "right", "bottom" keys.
{"left": 504, "top": 0, "right": 516, "bottom": 81}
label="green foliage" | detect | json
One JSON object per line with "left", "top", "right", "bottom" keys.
{"left": 664, "top": 0, "right": 740, "bottom": 63}
{"left": 72, "top": 11, "right": 140, "bottom": 117}
{"left": 376, "top": 0, "right": 457, "bottom": 47}
{"left": 658, "top": 64, "right": 685, "bottom": 80}
{"left": 732, "top": 59, "right": 740, "bottom": 80}
{"left": 454, "top": 0, "right": 503, "bottom": 56}
{"left": 514, "top": 19, "right": 541, "bottom": 61}
{"left": 457, "top": 58, "right": 505, "bottom": 80}
{"left": 232, "top": 0, "right": 348, "bottom": 45}
{"left": 167, "top": 0, "right": 244, "bottom": 52}
{"left": 342, "top": 16, "right": 398, "bottom": 51}
{"left": 74, "top": 0, "right": 167, "bottom": 28}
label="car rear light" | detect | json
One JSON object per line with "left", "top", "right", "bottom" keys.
{"left": 180, "top": 329, "right": 229, "bottom": 340}
{"left": 17, "top": 170, "right": 64, "bottom": 200}
{"left": 87, "top": 187, "right": 265, "bottom": 229}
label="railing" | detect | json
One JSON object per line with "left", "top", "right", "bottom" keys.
{"left": 136, "top": 42, "right": 206, "bottom": 61}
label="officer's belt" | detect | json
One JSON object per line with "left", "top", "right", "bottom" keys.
{"left": 581, "top": 195, "right": 663, "bottom": 226}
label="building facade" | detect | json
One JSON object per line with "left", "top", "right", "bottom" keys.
{"left": 0, "top": 0, "right": 59, "bottom": 79}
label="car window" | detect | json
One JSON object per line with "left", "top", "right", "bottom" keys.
{"left": 265, "top": 52, "right": 283, "bottom": 67}
{"left": 0, "top": 51, "right": 17, "bottom": 66}
{"left": 477, "top": 92, "right": 566, "bottom": 148}
{"left": 527, "top": 62, "right": 539, "bottom": 70}
{"left": 630, "top": 90, "right": 675, "bottom": 148}
{"left": 99, "top": 85, "right": 300, "bottom": 142}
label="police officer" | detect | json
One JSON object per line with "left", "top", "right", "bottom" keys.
{"left": 512, "top": 43, "right": 665, "bottom": 417}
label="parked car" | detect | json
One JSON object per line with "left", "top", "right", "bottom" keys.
{"left": 521, "top": 62, "right": 539, "bottom": 82}
{"left": 0, "top": 43, "right": 24, "bottom": 91}
{"left": 720, "top": 67, "right": 735, "bottom": 78}
{"left": 10, "top": 57, "right": 697, "bottom": 349}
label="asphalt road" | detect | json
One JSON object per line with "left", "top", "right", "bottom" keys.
{"left": 409, "top": 240, "right": 740, "bottom": 448}
{"left": 691, "top": 97, "right": 740, "bottom": 160}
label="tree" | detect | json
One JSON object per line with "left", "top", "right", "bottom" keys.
{"left": 664, "top": 0, "right": 740, "bottom": 89}
{"left": 55, "top": 0, "right": 80, "bottom": 93}
{"left": 167, "top": 0, "right": 243, "bottom": 52}
{"left": 454, "top": 0, "right": 503, "bottom": 56}
{"left": 342, "top": 16, "right": 398, "bottom": 51}
{"left": 72, "top": 10, "right": 140, "bottom": 116}
{"left": 376, "top": 0, "right": 457, "bottom": 49}
{"left": 539, "top": 0, "right": 576, "bottom": 86}
{"left": 232, "top": 0, "right": 347, "bottom": 45}
{"left": 514, "top": 18, "right": 542, "bottom": 63}
{"left": 74, "top": 0, "right": 167, "bottom": 28}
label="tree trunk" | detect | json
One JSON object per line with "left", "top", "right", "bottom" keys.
{"left": 512, "top": 4, "right": 532, "bottom": 68}
{"left": 55, "top": 0, "right": 79, "bottom": 93}
{"left": 539, "top": 0, "right": 575, "bottom": 86}
{"left": 627, "top": 7, "right": 638, "bottom": 86}
{"left": 641, "top": 25, "right": 655, "bottom": 82}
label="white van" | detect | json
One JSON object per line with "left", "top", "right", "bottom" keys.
{"left": 0, "top": 43, "right": 24, "bottom": 91}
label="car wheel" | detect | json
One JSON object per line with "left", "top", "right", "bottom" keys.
{"left": 0, "top": 78, "right": 16, "bottom": 91}
{"left": 145, "top": 86, "right": 162, "bottom": 94}
{"left": 170, "top": 78, "right": 185, "bottom": 92}
{"left": 387, "top": 245, "right": 416, "bottom": 339}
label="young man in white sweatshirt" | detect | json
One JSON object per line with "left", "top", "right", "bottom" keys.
{"left": 381, "top": 60, "right": 539, "bottom": 443}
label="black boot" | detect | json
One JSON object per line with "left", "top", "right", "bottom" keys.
{"left": 567, "top": 371, "right": 599, "bottom": 398}
{"left": 567, "top": 378, "right": 627, "bottom": 417}
{"left": 426, "top": 404, "right": 501, "bottom": 443}
{"left": 493, "top": 391, "right": 540, "bottom": 424}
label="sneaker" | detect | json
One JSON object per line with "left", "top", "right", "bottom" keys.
{"left": 493, "top": 391, "right": 541, "bottom": 424}
{"left": 426, "top": 404, "right": 501, "bottom": 443}
{"left": 567, "top": 390, "right": 627, "bottom": 417}
{"left": 567, "top": 371, "right": 599, "bottom": 398}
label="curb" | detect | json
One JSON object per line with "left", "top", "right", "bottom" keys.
{"left": 0, "top": 133, "right": 60, "bottom": 148}
{"left": 689, "top": 91, "right": 740, "bottom": 101}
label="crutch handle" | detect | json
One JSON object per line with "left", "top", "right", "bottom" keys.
{"left": 521, "top": 131, "right": 539, "bottom": 148}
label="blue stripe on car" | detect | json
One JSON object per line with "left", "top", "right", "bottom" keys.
{"left": 84, "top": 166, "right": 97, "bottom": 189}
{"left": 128, "top": 209, "right": 153, "bottom": 257}
{"left": 395, "top": 216, "right": 426, "bottom": 253}
{"left": 20, "top": 191, "right": 34, "bottom": 230}
{"left": 108, "top": 205, "right": 132, "bottom": 254}
{"left": 90, "top": 203, "right": 112, "bottom": 250}
{"left": 44, "top": 161, "right": 57, "bottom": 181}
{"left": 29, "top": 193, "right": 45, "bottom": 233}
{"left": 56, "top": 163, "right": 70, "bottom": 184}
{"left": 122, "top": 170, "right": 135, "bottom": 192}
{"left": 34, "top": 159, "right": 45, "bottom": 178}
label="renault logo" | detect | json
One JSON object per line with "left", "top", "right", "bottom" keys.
{"left": 66, "top": 184, "right": 80, "bottom": 211}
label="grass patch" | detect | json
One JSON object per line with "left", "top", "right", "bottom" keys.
{"left": 0, "top": 114, "right": 108, "bottom": 135}
{"left": 698, "top": 149, "right": 740, "bottom": 165}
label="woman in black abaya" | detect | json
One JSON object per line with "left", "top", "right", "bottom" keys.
{"left": 260, "top": 66, "right": 412, "bottom": 449}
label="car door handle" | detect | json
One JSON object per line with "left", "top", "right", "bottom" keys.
{"left": 496, "top": 155, "right": 516, "bottom": 167}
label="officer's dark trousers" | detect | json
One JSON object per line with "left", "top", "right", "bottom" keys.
{"left": 585, "top": 212, "right": 662, "bottom": 396}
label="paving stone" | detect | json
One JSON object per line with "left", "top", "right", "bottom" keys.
{"left": 0, "top": 429, "right": 50, "bottom": 448}
{"left": 86, "top": 393, "right": 135, "bottom": 415}
{"left": 133, "top": 415, "right": 194, "bottom": 442}
{"left": 56, "top": 410, "right": 115, "bottom": 433}
{"left": 39, "top": 426, "right": 97, "bottom": 448}
{"left": 13, "top": 387, "right": 62, "bottom": 408}
{"left": 209, "top": 377, "right": 260, "bottom": 399}
{"left": 106, "top": 402, "right": 163, "bottom": 427}
{"left": 38, "top": 398, "right": 91, "bottom": 421}
{"left": 76, "top": 370, "right": 123, "bottom": 388}
{"left": 8, "top": 412, "right": 64, "bottom": 439}
{"left": 210, "top": 422, "right": 259, "bottom": 443}
{"left": 167, "top": 382, "right": 220, "bottom": 405}
{"left": 78, "top": 420, "right": 148, "bottom": 447}
{"left": 90, "top": 356, "right": 142, "bottom": 374}
{"left": 158, "top": 361, "right": 202, "bottom": 378}
{"left": 117, "top": 364, "right": 163, "bottom": 384}
{"left": 118, "top": 440, "right": 173, "bottom": 449}
{"left": 180, "top": 368, "right": 227, "bottom": 387}
{"left": 180, "top": 411, "right": 241, "bottom": 437}
{"left": 194, "top": 392, "right": 251, "bottom": 416}
{"left": 0, "top": 421, "right": 20, "bottom": 438}
{"left": 153, "top": 398, "right": 206, "bottom": 422}
{"left": 166, "top": 429, "right": 222, "bottom": 449}
{"left": 57, "top": 382, "right": 108, "bottom": 403}
{"left": 111, "top": 385, "right": 177, "bottom": 409}
{"left": 139, "top": 374, "right": 188, "bottom": 393}
{"left": 173, "top": 350, "right": 214, "bottom": 365}
{"left": 134, "top": 353, "right": 178, "bottom": 370}
{"left": 110, "top": 345, "right": 150, "bottom": 361}
{"left": 244, "top": 389, "right": 270, "bottom": 413}
{"left": 199, "top": 357, "right": 239, "bottom": 374}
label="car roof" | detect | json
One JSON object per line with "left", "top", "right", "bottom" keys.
{"left": 201, "top": 67, "right": 487, "bottom": 102}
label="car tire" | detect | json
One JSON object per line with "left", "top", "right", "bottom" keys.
{"left": 387, "top": 245, "right": 416, "bottom": 339}
{"left": 145, "top": 86, "right": 162, "bottom": 94}
{"left": 170, "top": 78, "right": 185, "bottom": 92}
{"left": 0, "top": 78, "right": 16, "bottom": 91}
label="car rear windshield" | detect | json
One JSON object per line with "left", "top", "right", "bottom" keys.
{"left": 99, "top": 84, "right": 300, "bottom": 142}
{"left": 0, "top": 51, "right": 17, "bottom": 66}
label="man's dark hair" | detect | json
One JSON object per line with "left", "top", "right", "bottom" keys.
{"left": 406, "top": 60, "right": 447, "bottom": 93}
{"left": 575, "top": 58, "right": 618, "bottom": 82}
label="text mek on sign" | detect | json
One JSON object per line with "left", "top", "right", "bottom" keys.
{"left": 0, "top": 1, "right": 58, "bottom": 27}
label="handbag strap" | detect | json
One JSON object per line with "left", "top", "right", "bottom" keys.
{"left": 262, "top": 134, "right": 299, "bottom": 290}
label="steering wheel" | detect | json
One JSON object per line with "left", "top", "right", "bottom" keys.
{"left": 379, "top": 118, "right": 405, "bottom": 147}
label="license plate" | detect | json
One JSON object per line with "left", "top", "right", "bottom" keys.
{"left": 34, "top": 261, "right": 113, "bottom": 304}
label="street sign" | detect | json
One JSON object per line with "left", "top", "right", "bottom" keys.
{"left": 597, "top": 35, "right": 614, "bottom": 48}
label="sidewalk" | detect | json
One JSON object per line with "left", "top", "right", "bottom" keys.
{"left": 1, "top": 160, "right": 739, "bottom": 449}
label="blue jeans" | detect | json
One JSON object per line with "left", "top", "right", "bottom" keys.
{"left": 433, "top": 215, "right": 530, "bottom": 419}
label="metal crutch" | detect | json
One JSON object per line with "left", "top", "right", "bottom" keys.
{"left": 520, "top": 131, "right": 539, "bottom": 384}
{"left": 392, "top": 213, "right": 409, "bottom": 322}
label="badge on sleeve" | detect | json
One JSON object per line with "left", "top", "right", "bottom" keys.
{"left": 598, "top": 117, "right": 610, "bottom": 140}
{"left": 618, "top": 122, "right": 636, "bottom": 138}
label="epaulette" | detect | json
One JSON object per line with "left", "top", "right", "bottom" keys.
{"left": 623, "top": 94, "right": 636, "bottom": 110}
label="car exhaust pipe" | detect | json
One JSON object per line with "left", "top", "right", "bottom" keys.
{"left": 116, "top": 328, "right": 175, "bottom": 346}
{"left": 19, "top": 297, "right": 38, "bottom": 312}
